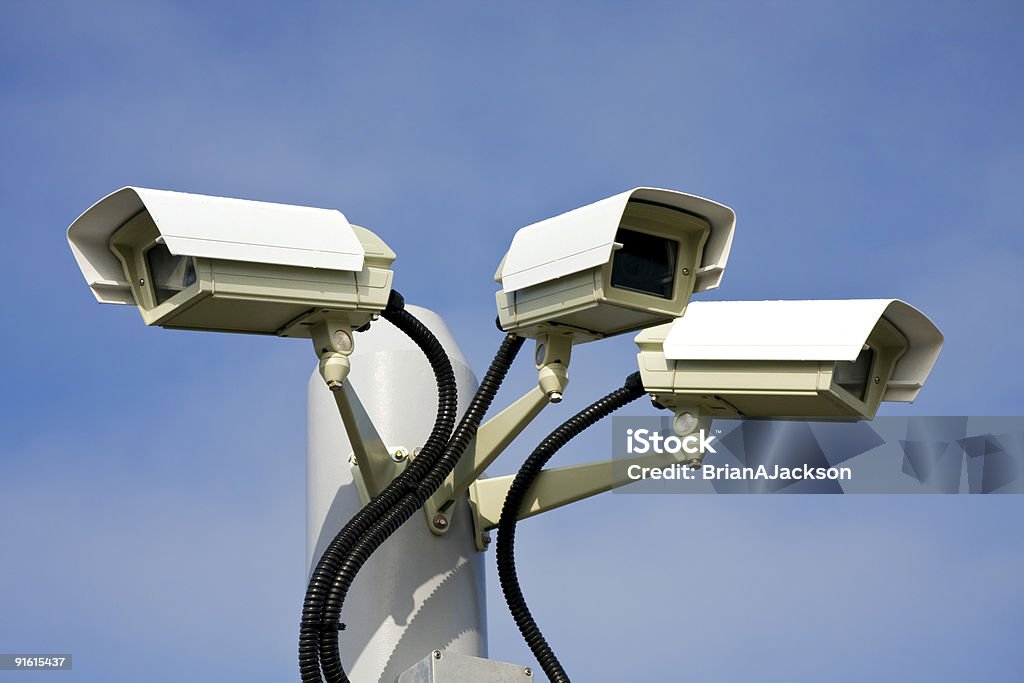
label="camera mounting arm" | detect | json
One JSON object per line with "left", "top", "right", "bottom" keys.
{"left": 466, "top": 421, "right": 700, "bottom": 557}
{"left": 310, "top": 317, "right": 408, "bottom": 501}
{"left": 423, "top": 334, "right": 571, "bottom": 535}
{"left": 329, "top": 382, "right": 401, "bottom": 501}
{"left": 467, "top": 437, "right": 702, "bottom": 552}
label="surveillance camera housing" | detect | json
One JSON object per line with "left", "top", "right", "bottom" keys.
{"left": 67, "top": 187, "right": 395, "bottom": 337}
{"left": 494, "top": 188, "right": 735, "bottom": 341}
{"left": 636, "top": 299, "right": 943, "bottom": 421}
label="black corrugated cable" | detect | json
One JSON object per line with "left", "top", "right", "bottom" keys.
{"left": 496, "top": 372, "right": 646, "bottom": 683}
{"left": 316, "top": 333, "right": 526, "bottom": 683}
{"left": 299, "top": 291, "right": 459, "bottom": 683}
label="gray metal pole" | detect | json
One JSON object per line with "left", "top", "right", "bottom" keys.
{"left": 306, "top": 306, "right": 485, "bottom": 682}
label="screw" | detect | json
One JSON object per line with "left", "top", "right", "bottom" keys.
{"left": 138, "top": 278, "right": 145, "bottom": 286}
{"left": 681, "top": 267, "right": 690, "bottom": 276}
{"left": 524, "top": 667, "right": 533, "bottom": 677}
{"left": 685, "top": 457, "right": 702, "bottom": 469}
{"left": 548, "top": 391, "right": 563, "bottom": 404}
{"left": 480, "top": 532, "right": 492, "bottom": 547}
{"left": 432, "top": 650, "right": 442, "bottom": 660}
{"left": 432, "top": 514, "right": 449, "bottom": 529}
{"left": 391, "top": 447, "right": 409, "bottom": 463}
{"left": 874, "top": 376, "right": 881, "bottom": 384}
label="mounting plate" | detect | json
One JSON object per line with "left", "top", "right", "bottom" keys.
{"left": 397, "top": 651, "right": 533, "bottom": 682}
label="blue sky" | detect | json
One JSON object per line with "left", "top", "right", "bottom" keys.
{"left": 1, "top": 1, "right": 1022, "bottom": 681}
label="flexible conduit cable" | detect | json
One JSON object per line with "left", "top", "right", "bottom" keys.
{"left": 496, "top": 372, "right": 645, "bottom": 683}
{"left": 316, "top": 333, "right": 526, "bottom": 683}
{"left": 299, "top": 291, "right": 459, "bottom": 683}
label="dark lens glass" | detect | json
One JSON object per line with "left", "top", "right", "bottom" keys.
{"left": 146, "top": 244, "right": 197, "bottom": 305}
{"left": 609, "top": 228, "right": 678, "bottom": 299}
{"left": 834, "top": 346, "right": 875, "bottom": 401}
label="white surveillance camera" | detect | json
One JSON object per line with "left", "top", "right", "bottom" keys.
{"left": 494, "top": 188, "right": 735, "bottom": 341}
{"left": 635, "top": 299, "right": 943, "bottom": 421}
{"left": 67, "top": 187, "right": 395, "bottom": 338}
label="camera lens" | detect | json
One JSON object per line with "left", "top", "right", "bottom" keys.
{"left": 146, "top": 244, "right": 197, "bottom": 305}
{"left": 610, "top": 228, "right": 678, "bottom": 299}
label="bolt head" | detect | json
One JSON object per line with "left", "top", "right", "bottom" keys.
{"left": 432, "top": 650, "right": 442, "bottom": 659}
{"left": 432, "top": 514, "right": 449, "bottom": 529}
{"left": 524, "top": 667, "right": 533, "bottom": 677}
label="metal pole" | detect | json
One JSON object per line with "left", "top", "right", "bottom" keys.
{"left": 306, "top": 306, "right": 485, "bottom": 682}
